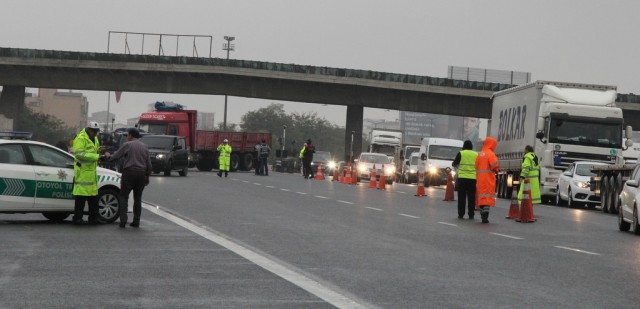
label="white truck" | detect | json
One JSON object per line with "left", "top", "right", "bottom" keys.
{"left": 369, "top": 129, "right": 403, "bottom": 181}
{"left": 490, "top": 80, "right": 633, "bottom": 203}
{"left": 418, "top": 137, "right": 463, "bottom": 187}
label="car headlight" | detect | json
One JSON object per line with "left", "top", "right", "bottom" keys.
{"left": 385, "top": 166, "right": 395, "bottom": 175}
{"left": 156, "top": 154, "right": 165, "bottom": 159}
{"left": 328, "top": 161, "right": 336, "bottom": 169}
{"left": 429, "top": 165, "right": 438, "bottom": 174}
{"left": 573, "top": 180, "right": 589, "bottom": 188}
{"left": 409, "top": 169, "right": 417, "bottom": 174}
{"left": 311, "top": 162, "right": 315, "bottom": 166}
{"left": 358, "top": 164, "right": 368, "bottom": 172}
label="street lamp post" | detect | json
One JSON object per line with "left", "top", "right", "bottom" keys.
{"left": 222, "top": 36, "right": 235, "bottom": 131}
{"left": 350, "top": 130, "right": 355, "bottom": 163}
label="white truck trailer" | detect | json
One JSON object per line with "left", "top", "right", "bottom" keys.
{"left": 490, "top": 80, "right": 633, "bottom": 203}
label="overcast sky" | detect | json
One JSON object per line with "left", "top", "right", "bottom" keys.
{"left": 2, "top": 0, "right": 639, "bottom": 126}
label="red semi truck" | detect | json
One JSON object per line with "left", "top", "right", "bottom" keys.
{"left": 138, "top": 108, "right": 271, "bottom": 172}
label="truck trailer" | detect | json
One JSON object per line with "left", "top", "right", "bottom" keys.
{"left": 138, "top": 105, "right": 271, "bottom": 172}
{"left": 490, "top": 80, "right": 632, "bottom": 203}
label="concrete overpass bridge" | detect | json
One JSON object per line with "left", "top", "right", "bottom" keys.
{"left": 1, "top": 47, "right": 639, "bottom": 160}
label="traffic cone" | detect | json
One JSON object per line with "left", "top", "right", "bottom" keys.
{"left": 378, "top": 165, "right": 386, "bottom": 190}
{"left": 315, "top": 163, "right": 325, "bottom": 180}
{"left": 342, "top": 163, "right": 352, "bottom": 184}
{"left": 516, "top": 178, "right": 536, "bottom": 223}
{"left": 443, "top": 171, "right": 455, "bottom": 201}
{"left": 506, "top": 183, "right": 520, "bottom": 219}
{"left": 415, "top": 170, "right": 426, "bottom": 197}
{"left": 369, "top": 164, "right": 377, "bottom": 188}
{"left": 332, "top": 165, "right": 340, "bottom": 182}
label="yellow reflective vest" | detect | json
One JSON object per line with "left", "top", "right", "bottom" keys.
{"left": 217, "top": 144, "right": 232, "bottom": 171}
{"left": 299, "top": 145, "right": 306, "bottom": 159}
{"left": 457, "top": 149, "right": 478, "bottom": 180}
{"left": 72, "top": 128, "right": 100, "bottom": 196}
{"left": 518, "top": 151, "right": 541, "bottom": 204}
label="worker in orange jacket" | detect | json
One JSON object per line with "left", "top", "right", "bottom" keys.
{"left": 475, "top": 136, "right": 499, "bottom": 223}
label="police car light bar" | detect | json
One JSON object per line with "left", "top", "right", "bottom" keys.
{"left": 0, "top": 131, "right": 33, "bottom": 139}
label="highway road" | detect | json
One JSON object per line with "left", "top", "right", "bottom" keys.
{"left": 2, "top": 169, "right": 640, "bottom": 308}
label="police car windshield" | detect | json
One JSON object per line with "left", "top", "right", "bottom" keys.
{"left": 140, "top": 136, "right": 173, "bottom": 150}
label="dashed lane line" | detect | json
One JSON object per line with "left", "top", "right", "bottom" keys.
{"left": 490, "top": 233, "right": 523, "bottom": 240}
{"left": 337, "top": 200, "right": 354, "bottom": 205}
{"left": 242, "top": 180, "right": 250, "bottom": 183}
{"left": 399, "top": 213, "right": 420, "bottom": 219}
{"left": 296, "top": 192, "right": 308, "bottom": 195}
{"left": 315, "top": 195, "right": 329, "bottom": 199}
{"left": 266, "top": 186, "right": 275, "bottom": 188}
{"left": 365, "top": 207, "right": 383, "bottom": 211}
{"left": 280, "top": 188, "right": 291, "bottom": 192}
{"left": 253, "top": 183, "right": 262, "bottom": 186}
{"left": 554, "top": 246, "right": 601, "bottom": 256}
{"left": 143, "top": 203, "right": 372, "bottom": 309}
{"left": 438, "top": 222, "right": 458, "bottom": 227}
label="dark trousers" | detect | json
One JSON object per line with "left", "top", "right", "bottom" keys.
{"left": 457, "top": 178, "right": 476, "bottom": 217}
{"left": 259, "top": 157, "right": 269, "bottom": 175}
{"left": 73, "top": 195, "right": 99, "bottom": 222}
{"left": 119, "top": 170, "right": 146, "bottom": 224}
{"left": 254, "top": 152, "right": 260, "bottom": 175}
{"left": 303, "top": 159, "right": 313, "bottom": 178}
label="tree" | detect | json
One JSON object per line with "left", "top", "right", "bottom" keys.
{"left": 16, "top": 107, "right": 75, "bottom": 146}
{"left": 216, "top": 122, "right": 238, "bottom": 131}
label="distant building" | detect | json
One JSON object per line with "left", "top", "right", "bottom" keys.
{"left": 25, "top": 89, "right": 89, "bottom": 132}
{"left": 88, "top": 111, "right": 115, "bottom": 131}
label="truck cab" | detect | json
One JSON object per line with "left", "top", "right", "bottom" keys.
{"left": 418, "top": 138, "right": 463, "bottom": 187}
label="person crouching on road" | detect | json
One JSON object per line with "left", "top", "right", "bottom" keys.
{"left": 217, "top": 139, "right": 232, "bottom": 177}
{"left": 259, "top": 139, "right": 271, "bottom": 176}
{"left": 475, "top": 136, "right": 500, "bottom": 224}
{"left": 105, "top": 128, "right": 152, "bottom": 228}
{"left": 72, "top": 121, "right": 105, "bottom": 225}
{"left": 452, "top": 140, "right": 478, "bottom": 219}
{"left": 518, "top": 145, "right": 541, "bottom": 205}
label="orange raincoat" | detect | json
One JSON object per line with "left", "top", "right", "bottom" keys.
{"left": 475, "top": 137, "right": 499, "bottom": 207}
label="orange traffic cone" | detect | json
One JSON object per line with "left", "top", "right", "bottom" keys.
{"left": 342, "top": 163, "right": 352, "bottom": 184}
{"left": 516, "top": 178, "right": 536, "bottom": 223}
{"left": 415, "top": 170, "right": 426, "bottom": 197}
{"left": 315, "top": 163, "right": 325, "bottom": 180}
{"left": 443, "top": 171, "right": 455, "bottom": 201}
{"left": 332, "top": 165, "right": 340, "bottom": 182}
{"left": 369, "top": 164, "right": 378, "bottom": 188}
{"left": 506, "top": 182, "right": 520, "bottom": 219}
{"left": 377, "top": 165, "right": 386, "bottom": 190}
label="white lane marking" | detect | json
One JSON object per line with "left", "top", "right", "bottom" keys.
{"left": 232, "top": 178, "right": 240, "bottom": 181}
{"left": 242, "top": 180, "right": 250, "bottom": 183}
{"left": 396, "top": 191, "right": 407, "bottom": 194}
{"left": 490, "top": 233, "right": 524, "bottom": 240}
{"left": 554, "top": 246, "right": 601, "bottom": 256}
{"left": 365, "top": 207, "right": 383, "bottom": 211}
{"left": 337, "top": 200, "right": 354, "bottom": 205}
{"left": 315, "top": 195, "right": 329, "bottom": 199}
{"left": 253, "top": 183, "right": 262, "bottom": 186}
{"left": 143, "top": 203, "right": 371, "bottom": 309}
{"left": 280, "top": 188, "right": 290, "bottom": 192}
{"left": 438, "top": 222, "right": 458, "bottom": 227}
{"left": 296, "top": 192, "right": 308, "bottom": 195}
{"left": 266, "top": 186, "right": 275, "bottom": 188}
{"left": 399, "top": 213, "right": 420, "bottom": 219}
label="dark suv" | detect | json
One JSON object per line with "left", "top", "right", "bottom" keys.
{"left": 140, "top": 135, "right": 189, "bottom": 176}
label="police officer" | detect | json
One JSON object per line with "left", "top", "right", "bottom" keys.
{"left": 452, "top": 140, "right": 478, "bottom": 219}
{"left": 254, "top": 142, "right": 261, "bottom": 175}
{"left": 258, "top": 139, "right": 271, "bottom": 176}
{"left": 71, "top": 121, "right": 105, "bottom": 225}
{"left": 106, "top": 128, "right": 152, "bottom": 228}
{"left": 518, "top": 145, "right": 541, "bottom": 205}
{"left": 301, "top": 139, "right": 315, "bottom": 179}
{"left": 217, "top": 139, "right": 232, "bottom": 177}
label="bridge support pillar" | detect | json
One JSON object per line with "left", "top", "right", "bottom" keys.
{"left": 0, "top": 85, "right": 26, "bottom": 131}
{"left": 344, "top": 105, "right": 363, "bottom": 163}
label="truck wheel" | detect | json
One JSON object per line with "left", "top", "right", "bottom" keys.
{"left": 601, "top": 176, "right": 610, "bottom": 213}
{"left": 178, "top": 166, "right": 188, "bottom": 176}
{"left": 98, "top": 188, "right": 120, "bottom": 223}
{"left": 42, "top": 212, "right": 71, "bottom": 222}
{"left": 242, "top": 153, "right": 254, "bottom": 171}
{"left": 230, "top": 154, "right": 240, "bottom": 172}
{"left": 619, "top": 205, "right": 630, "bottom": 231}
{"left": 164, "top": 161, "right": 172, "bottom": 176}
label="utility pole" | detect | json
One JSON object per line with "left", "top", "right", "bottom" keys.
{"left": 222, "top": 36, "right": 235, "bottom": 131}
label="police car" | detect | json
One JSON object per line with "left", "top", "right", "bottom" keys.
{"left": 0, "top": 132, "right": 121, "bottom": 222}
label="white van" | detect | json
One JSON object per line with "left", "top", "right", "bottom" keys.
{"left": 419, "top": 138, "right": 463, "bottom": 187}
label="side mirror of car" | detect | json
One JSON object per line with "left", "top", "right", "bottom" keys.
{"left": 563, "top": 171, "right": 571, "bottom": 176}
{"left": 626, "top": 180, "right": 638, "bottom": 188}
{"left": 421, "top": 153, "right": 426, "bottom": 161}
{"left": 405, "top": 161, "right": 410, "bottom": 166}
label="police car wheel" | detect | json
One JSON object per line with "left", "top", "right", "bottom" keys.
{"left": 98, "top": 188, "right": 120, "bottom": 223}
{"left": 42, "top": 212, "right": 71, "bottom": 222}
